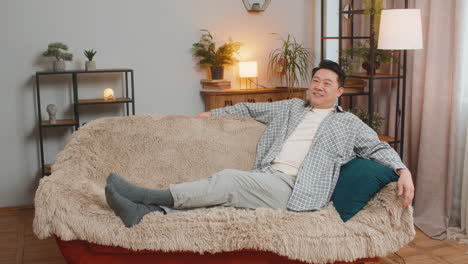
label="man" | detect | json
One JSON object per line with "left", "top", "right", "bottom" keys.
{"left": 105, "top": 60, "right": 415, "bottom": 227}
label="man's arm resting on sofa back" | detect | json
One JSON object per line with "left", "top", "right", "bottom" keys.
{"left": 195, "top": 100, "right": 292, "bottom": 123}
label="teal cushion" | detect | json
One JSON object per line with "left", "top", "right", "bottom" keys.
{"left": 331, "top": 158, "right": 399, "bottom": 222}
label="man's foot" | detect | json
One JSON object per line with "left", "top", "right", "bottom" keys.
{"left": 106, "top": 172, "right": 174, "bottom": 206}
{"left": 105, "top": 184, "right": 164, "bottom": 228}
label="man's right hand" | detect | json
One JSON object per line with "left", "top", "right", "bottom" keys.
{"left": 195, "top": 111, "right": 211, "bottom": 119}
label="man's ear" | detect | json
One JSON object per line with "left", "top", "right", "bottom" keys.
{"left": 337, "top": 87, "right": 345, "bottom": 97}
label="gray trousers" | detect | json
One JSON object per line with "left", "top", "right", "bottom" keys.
{"left": 161, "top": 169, "right": 295, "bottom": 213}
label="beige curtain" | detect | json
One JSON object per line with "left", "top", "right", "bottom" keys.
{"left": 406, "top": 0, "right": 461, "bottom": 239}
{"left": 448, "top": 129, "right": 468, "bottom": 243}
{"left": 447, "top": 0, "right": 468, "bottom": 244}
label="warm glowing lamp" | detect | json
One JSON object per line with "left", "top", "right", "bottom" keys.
{"left": 239, "top": 61, "right": 258, "bottom": 89}
{"left": 103, "top": 88, "right": 115, "bottom": 100}
{"left": 239, "top": 61, "right": 258, "bottom": 78}
{"left": 378, "top": 9, "right": 423, "bottom": 50}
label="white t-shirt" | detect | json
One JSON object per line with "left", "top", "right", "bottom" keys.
{"left": 271, "top": 107, "right": 334, "bottom": 178}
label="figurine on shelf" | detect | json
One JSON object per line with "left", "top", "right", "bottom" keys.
{"left": 46, "top": 104, "right": 57, "bottom": 124}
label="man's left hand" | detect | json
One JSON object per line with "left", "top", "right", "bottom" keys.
{"left": 396, "top": 168, "right": 414, "bottom": 208}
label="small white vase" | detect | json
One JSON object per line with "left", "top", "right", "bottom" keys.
{"left": 85, "top": 61, "right": 96, "bottom": 71}
{"left": 53, "top": 60, "right": 66, "bottom": 72}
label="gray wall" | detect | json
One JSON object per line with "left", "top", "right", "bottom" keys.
{"left": 0, "top": 0, "right": 315, "bottom": 207}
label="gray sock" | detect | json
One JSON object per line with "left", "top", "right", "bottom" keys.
{"left": 106, "top": 172, "right": 174, "bottom": 206}
{"left": 105, "top": 184, "right": 165, "bottom": 228}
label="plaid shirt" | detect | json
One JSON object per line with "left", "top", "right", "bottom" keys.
{"left": 211, "top": 98, "right": 406, "bottom": 211}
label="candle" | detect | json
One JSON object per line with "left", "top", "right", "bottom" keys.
{"left": 103, "top": 88, "right": 115, "bottom": 100}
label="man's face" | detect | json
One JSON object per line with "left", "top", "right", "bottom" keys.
{"left": 309, "top": 69, "right": 344, "bottom": 109}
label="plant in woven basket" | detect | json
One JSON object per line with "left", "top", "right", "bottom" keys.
{"left": 267, "top": 33, "right": 313, "bottom": 88}
{"left": 351, "top": 106, "right": 385, "bottom": 133}
{"left": 192, "top": 29, "right": 242, "bottom": 80}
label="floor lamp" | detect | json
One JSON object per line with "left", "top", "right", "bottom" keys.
{"left": 378, "top": 9, "right": 423, "bottom": 156}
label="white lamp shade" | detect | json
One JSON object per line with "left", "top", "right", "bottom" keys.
{"left": 378, "top": 9, "right": 423, "bottom": 50}
{"left": 239, "top": 61, "right": 258, "bottom": 78}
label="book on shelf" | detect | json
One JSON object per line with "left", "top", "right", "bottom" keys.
{"left": 344, "top": 78, "right": 366, "bottom": 93}
{"left": 200, "top": 79, "right": 231, "bottom": 90}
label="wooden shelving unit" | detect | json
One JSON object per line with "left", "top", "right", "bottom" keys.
{"left": 78, "top": 98, "right": 133, "bottom": 105}
{"left": 35, "top": 68, "right": 135, "bottom": 176}
{"left": 41, "top": 119, "right": 77, "bottom": 127}
{"left": 321, "top": 0, "right": 408, "bottom": 155}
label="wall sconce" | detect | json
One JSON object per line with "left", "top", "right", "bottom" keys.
{"left": 242, "top": 0, "right": 271, "bottom": 13}
{"left": 103, "top": 88, "right": 115, "bottom": 101}
{"left": 239, "top": 61, "right": 258, "bottom": 89}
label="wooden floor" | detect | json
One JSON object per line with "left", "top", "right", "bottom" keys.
{"left": 2, "top": 207, "right": 468, "bottom": 264}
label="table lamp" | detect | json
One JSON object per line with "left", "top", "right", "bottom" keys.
{"left": 239, "top": 61, "right": 258, "bottom": 89}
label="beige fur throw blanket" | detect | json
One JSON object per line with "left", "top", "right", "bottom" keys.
{"left": 33, "top": 115, "right": 415, "bottom": 264}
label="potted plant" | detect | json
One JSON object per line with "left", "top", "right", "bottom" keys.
{"left": 341, "top": 0, "right": 394, "bottom": 75}
{"left": 192, "top": 29, "right": 242, "bottom": 80}
{"left": 351, "top": 106, "right": 385, "bottom": 133}
{"left": 43, "top": 42, "right": 73, "bottom": 71}
{"left": 267, "top": 33, "right": 313, "bottom": 88}
{"left": 84, "top": 49, "right": 97, "bottom": 71}
{"left": 341, "top": 41, "right": 393, "bottom": 75}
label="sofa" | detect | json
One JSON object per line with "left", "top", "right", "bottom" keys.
{"left": 33, "top": 114, "right": 415, "bottom": 264}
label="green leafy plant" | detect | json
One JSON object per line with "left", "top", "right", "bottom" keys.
{"left": 43, "top": 42, "right": 73, "bottom": 61}
{"left": 84, "top": 49, "right": 97, "bottom": 61}
{"left": 192, "top": 30, "right": 242, "bottom": 67}
{"left": 363, "top": 0, "right": 385, "bottom": 37}
{"left": 351, "top": 106, "right": 385, "bottom": 132}
{"left": 267, "top": 33, "right": 313, "bottom": 88}
{"left": 341, "top": 0, "right": 394, "bottom": 75}
{"left": 341, "top": 41, "right": 393, "bottom": 74}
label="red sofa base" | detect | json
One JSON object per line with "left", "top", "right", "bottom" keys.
{"left": 55, "top": 236, "right": 379, "bottom": 264}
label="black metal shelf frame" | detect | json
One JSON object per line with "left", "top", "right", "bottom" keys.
{"left": 35, "top": 69, "right": 135, "bottom": 176}
{"left": 320, "top": 0, "right": 408, "bottom": 157}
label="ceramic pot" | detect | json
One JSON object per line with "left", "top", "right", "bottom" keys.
{"left": 361, "top": 61, "right": 380, "bottom": 75}
{"left": 210, "top": 66, "right": 224, "bottom": 80}
{"left": 85, "top": 61, "right": 96, "bottom": 71}
{"left": 54, "top": 60, "right": 66, "bottom": 72}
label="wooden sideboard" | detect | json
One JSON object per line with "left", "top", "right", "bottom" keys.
{"left": 200, "top": 88, "right": 308, "bottom": 111}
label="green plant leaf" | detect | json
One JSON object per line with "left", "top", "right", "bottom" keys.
{"left": 191, "top": 29, "right": 242, "bottom": 67}
{"left": 267, "top": 33, "right": 313, "bottom": 87}
{"left": 43, "top": 42, "right": 73, "bottom": 61}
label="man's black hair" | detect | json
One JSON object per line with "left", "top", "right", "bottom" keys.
{"left": 304, "top": 60, "right": 346, "bottom": 108}
{"left": 311, "top": 60, "right": 346, "bottom": 87}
